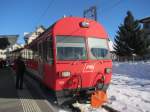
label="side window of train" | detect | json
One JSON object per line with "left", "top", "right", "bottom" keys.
{"left": 43, "top": 40, "right": 48, "bottom": 62}
{"left": 29, "top": 49, "right": 33, "bottom": 59}
{"left": 33, "top": 47, "right": 38, "bottom": 61}
{"left": 47, "top": 37, "right": 54, "bottom": 64}
{"left": 38, "top": 42, "right": 43, "bottom": 61}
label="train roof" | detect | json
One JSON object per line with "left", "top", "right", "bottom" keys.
{"left": 53, "top": 17, "right": 108, "bottom": 38}
{"left": 27, "top": 17, "right": 108, "bottom": 48}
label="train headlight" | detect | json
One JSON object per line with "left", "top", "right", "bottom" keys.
{"left": 105, "top": 68, "right": 112, "bottom": 74}
{"left": 61, "top": 71, "right": 71, "bottom": 77}
{"left": 80, "top": 21, "right": 90, "bottom": 28}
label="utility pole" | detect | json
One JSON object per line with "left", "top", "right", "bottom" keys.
{"left": 83, "top": 6, "right": 97, "bottom": 21}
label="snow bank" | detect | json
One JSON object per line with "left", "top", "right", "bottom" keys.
{"left": 107, "top": 62, "right": 150, "bottom": 112}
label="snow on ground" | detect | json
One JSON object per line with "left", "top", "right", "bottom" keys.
{"left": 62, "top": 61, "right": 150, "bottom": 112}
{"left": 107, "top": 61, "right": 150, "bottom": 112}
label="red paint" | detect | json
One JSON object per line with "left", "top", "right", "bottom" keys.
{"left": 53, "top": 17, "right": 108, "bottom": 38}
{"left": 25, "top": 17, "right": 112, "bottom": 93}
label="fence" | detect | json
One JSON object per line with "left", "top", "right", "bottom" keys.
{"left": 113, "top": 56, "right": 150, "bottom": 62}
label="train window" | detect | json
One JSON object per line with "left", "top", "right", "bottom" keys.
{"left": 38, "top": 42, "right": 43, "bottom": 61}
{"left": 47, "top": 37, "right": 53, "bottom": 64}
{"left": 43, "top": 41, "right": 47, "bottom": 62}
{"left": 29, "top": 49, "right": 33, "bottom": 59}
{"left": 56, "top": 36, "right": 87, "bottom": 60}
{"left": 25, "top": 49, "right": 33, "bottom": 59}
{"left": 88, "top": 38, "right": 110, "bottom": 60}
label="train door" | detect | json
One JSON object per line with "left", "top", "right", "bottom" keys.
{"left": 37, "top": 41, "right": 44, "bottom": 79}
{"left": 43, "top": 36, "right": 54, "bottom": 89}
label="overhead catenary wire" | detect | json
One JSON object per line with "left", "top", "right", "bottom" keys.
{"left": 83, "top": 0, "right": 122, "bottom": 21}
{"left": 24, "top": 0, "right": 55, "bottom": 44}
{"left": 34, "top": 0, "right": 55, "bottom": 27}
{"left": 32, "top": 0, "right": 122, "bottom": 31}
{"left": 35, "top": 0, "right": 122, "bottom": 28}
{"left": 97, "top": 0, "right": 122, "bottom": 13}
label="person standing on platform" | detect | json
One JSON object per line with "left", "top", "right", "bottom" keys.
{"left": 0, "top": 59, "right": 2, "bottom": 68}
{"left": 15, "top": 56, "right": 26, "bottom": 89}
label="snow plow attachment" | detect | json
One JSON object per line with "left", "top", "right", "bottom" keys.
{"left": 91, "top": 91, "right": 107, "bottom": 108}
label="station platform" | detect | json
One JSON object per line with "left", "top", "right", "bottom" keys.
{"left": 0, "top": 68, "right": 58, "bottom": 112}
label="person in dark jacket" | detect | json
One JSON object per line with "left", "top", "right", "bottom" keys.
{"left": 15, "top": 56, "right": 26, "bottom": 89}
{"left": 0, "top": 59, "right": 2, "bottom": 68}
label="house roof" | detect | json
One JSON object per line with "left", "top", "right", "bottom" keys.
{"left": 0, "top": 35, "right": 19, "bottom": 49}
{"left": 139, "top": 17, "right": 150, "bottom": 23}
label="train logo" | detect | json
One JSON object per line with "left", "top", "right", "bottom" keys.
{"left": 84, "top": 64, "right": 95, "bottom": 72}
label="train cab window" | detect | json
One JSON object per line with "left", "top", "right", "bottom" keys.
{"left": 88, "top": 38, "right": 110, "bottom": 60}
{"left": 56, "top": 36, "right": 87, "bottom": 60}
{"left": 47, "top": 37, "right": 53, "bottom": 64}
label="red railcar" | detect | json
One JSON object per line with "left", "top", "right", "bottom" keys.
{"left": 25, "top": 17, "right": 112, "bottom": 104}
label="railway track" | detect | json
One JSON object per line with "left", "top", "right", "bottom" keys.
{"left": 69, "top": 103, "right": 119, "bottom": 112}
{"left": 102, "top": 105, "right": 120, "bottom": 112}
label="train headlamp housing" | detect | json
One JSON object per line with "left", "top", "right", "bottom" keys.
{"left": 105, "top": 68, "right": 112, "bottom": 74}
{"left": 61, "top": 71, "right": 71, "bottom": 77}
{"left": 80, "top": 21, "right": 90, "bottom": 28}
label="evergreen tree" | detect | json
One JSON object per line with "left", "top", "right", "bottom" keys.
{"left": 114, "top": 11, "right": 148, "bottom": 57}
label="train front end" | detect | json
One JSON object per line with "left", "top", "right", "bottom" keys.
{"left": 53, "top": 17, "right": 112, "bottom": 104}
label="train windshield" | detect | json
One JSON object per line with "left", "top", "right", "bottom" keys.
{"left": 56, "top": 36, "right": 87, "bottom": 60}
{"left": 88, "top": 38, "right": 110, "bottom": 60}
